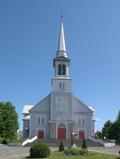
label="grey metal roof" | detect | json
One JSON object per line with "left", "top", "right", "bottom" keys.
{"left": 23, "top": 104, "right": 34, "bottom": 114}
{"left": 57, "top": 21, "right": 68, "bottom": 58}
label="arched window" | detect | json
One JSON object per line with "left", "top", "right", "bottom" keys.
{"left": 58, "top": 64, "right": 66, "bottom": 75}
{"left": 78, "top": 116, "right": 82, "bottom": 125}
{"left": 62, "top": 82, "right": 65, "bottom": 90}
{"left": 78, "top": 116, "right": 86, "bottom": 126}
{"left": 38, "top": 116, "right": 40, "bottom": 125}
{"left": 62, "top": 64, "right": 66, "bottom": 75}
{"left": 37, "top": 116, "right": 46, "bottom": 125}
{"left": 58, "top": 64, "right": 62, "bottom": 75}
{"left": 58, "top": 123, "right": 66, "bottom": 128}
{"left": 59, "top": 82, "right": 62, "bottom": 90}
{"left": 82, "top": 116, "right": 86, "bottom": 126}
{"left": 42, "top": 116, "right": 44, "bottom": 125}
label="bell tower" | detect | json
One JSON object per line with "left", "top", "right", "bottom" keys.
{"left": 52, "top": 18, "right": 72, "bottom": 92}
{"left": 50, "top": 17, "right": 73, "bottom": 139}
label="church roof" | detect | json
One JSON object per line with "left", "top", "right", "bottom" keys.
{"left": 72, "top": 96, "right": 94, "bottom": 113}
{"left": 23, "top": 104, "right": 34, "bottom": 114}
{"left": 29, "top": 95, "right": 50, "bottom": 112}
{"left": 88, "top": 106, "right": 95, "bottom": 112}
{"left": 23, "top": 115, "right": 30, "bottom": 120}
{"left": 56, "top": 20, "right": 68, "bottom": 58}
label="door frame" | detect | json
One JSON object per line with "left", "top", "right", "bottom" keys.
{"left": 56, "top": 123, "right": 68, "bottom": 139}
{"left": 79, "top": 129, "right": 85, "bottom": 140}
{"left": 37, "top": 128, "right": 45, "bottom": 139}
{"left": 58, "top": 127, "right": 66, "bottom": 139}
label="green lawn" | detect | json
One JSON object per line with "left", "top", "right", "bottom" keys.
{"left": 26, "top": 151, "right": 118, "bottom": 159}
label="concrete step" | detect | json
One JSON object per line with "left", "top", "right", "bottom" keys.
{"left": 25, "top": 139, "right": 103, "bottom": 147}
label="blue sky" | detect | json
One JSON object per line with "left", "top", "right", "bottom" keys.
{"left": 0, "top": 0, "right": 120, "bottom": 131}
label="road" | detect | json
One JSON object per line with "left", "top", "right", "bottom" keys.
{"left": 0, "top": 144, "right": 119, "bottom": 159}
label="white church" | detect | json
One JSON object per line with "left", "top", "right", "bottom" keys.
{"left": 23, "top": 19, "right": 95, "bottom": 140}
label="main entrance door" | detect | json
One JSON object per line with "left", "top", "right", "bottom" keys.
{"left": 38, "top": 129, "right": 44, "bottom": 139}
{"left": 79, "top": 130, "right": 85, "bottom": 140}
{"left": 58, "top": 124, "right": 66, "bottom": 140}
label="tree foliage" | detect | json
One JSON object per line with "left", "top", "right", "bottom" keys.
{"left": 96, "top": 110, "right": 120, "bottom": 144}
{"left": 111, "top": 120, "right": 120, "bottom": 143}
{"left": 0, "top": 101, "right": 19, "bottom": 140}
{"left": 102, "top": 120, "right": 113, "bottom": 140}
{"left": 95, "top": 131, "right": 103, "bottom": 139}
{"left": 116, "top": 110, "right": 120, "bottom": 121}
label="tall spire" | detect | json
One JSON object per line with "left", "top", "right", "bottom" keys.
{"left": 57, "top": 14, "right": 68, "bottom": 58}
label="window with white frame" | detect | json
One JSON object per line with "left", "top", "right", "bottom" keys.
{"left": 38, "top": 116, "right": 40, "bottom": 125}
{"left": 78, "top": 115, "right": 86, "bottom": 126}
{"left": 42, "top": 116, "right": 45, "bottom": 125}
{"left": 82, "top": 116, "right": 86, "bottom": 125}
{"left": 59, "top": 82, "right": 62, "bottom": 90}
{"left": 59, "top": 82, "right": 65, "bottom": 90}
{"left": 78, "top": 116, "right": 82, "bottom": 125}
{"left": 62, "top": 82, "right": 65, "bottom": 90}
{"left": 37, "top": 115, "right": 46, "bottom": 125}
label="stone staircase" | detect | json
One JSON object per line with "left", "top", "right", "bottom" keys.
{"left": 24, "top": 138, "right": 103, "bottom": 147}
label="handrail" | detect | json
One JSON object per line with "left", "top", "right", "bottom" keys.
{"left": 22, "top": 136, "right": 37, "bottom": 146}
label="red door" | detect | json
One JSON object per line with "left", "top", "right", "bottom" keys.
{"left": 38, "top": 129, "right": 44, "bottom": 139}
{"left": 79, "top": 131, "right": 85, "bottom": 140}
{"left": 58, "top": 128, "right": 66, "bottom": 139}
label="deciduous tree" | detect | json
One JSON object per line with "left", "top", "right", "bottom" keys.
{"left": 0, "top": 101, "right": 19, "bottom": 140}
{"left": 96, "top": 110, "right": 120, "bottom": 144}
{"left": 102, "top": 120, "right": 113, "bottom": 140}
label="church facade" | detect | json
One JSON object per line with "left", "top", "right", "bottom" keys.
{"left": 23, "top": 20, "right": 94, "bottom": 140}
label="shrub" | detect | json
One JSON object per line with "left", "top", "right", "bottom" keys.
{"left": 0, "top": 138, "right": 3, "bottom": 143}
{"left": 30, "top": 143, "right": 50, "bottom": 158}
{"left": 2, "top": 139, "right": 7, "bottom": 144}
{"left": 64, "top": 147, "right": 88, "bottom": 155}
{"left": 82, "top": 138, "right": 87, "bottom": 149}
{"left": 79, "top": 148, "right": 88, "bottom": 155}
{"left": 117, "top": 138, "right": 120, "bottom": 145}
{"left": 64, "top": 148, "right": 77, "bottom": 155}
{"left": 59, "top": 140, "right": 64, "bottom": 151}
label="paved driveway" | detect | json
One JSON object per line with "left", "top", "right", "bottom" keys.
{"left": 0, "top": 145, "right": 120, "bottom": 159}
{"left": 0, "top": 145, "right": 29, "bottom": 159}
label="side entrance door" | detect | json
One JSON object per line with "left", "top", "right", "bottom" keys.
{"left": 38, "top": 129, "right": 44, "bottom": 139}
{"left": 79, "top": 130, "right": 85, "bottom": 140}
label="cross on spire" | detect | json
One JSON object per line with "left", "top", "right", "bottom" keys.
{"left": 60, "top": 13, "right": 64, "bottom": 22}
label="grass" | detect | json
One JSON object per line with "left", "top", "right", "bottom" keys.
{"left": 25, "top": 151, "right": 118, "bottom": 159}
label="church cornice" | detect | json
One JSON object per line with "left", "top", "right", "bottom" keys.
{"left": 53, "top": 57, "right": 70, "bottom": 67}
{"left": 48, "top": 120, "right": 74, "bottom": 124}
{"left": 52, "top": 76, "right": 71, "bottom": 80}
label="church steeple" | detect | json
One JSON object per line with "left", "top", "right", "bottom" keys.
{"left": 53, "top": 16, "right": 70, "bottom": 78}
{"left": 52, "top": 17, "right": 71, "bottom": 92}
{"left": 57, "top": 17, "right": 68, "bottom": 58}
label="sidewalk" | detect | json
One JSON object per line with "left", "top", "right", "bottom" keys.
{"left": 88, "top": 146, "right": 120, "bottom": 156}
